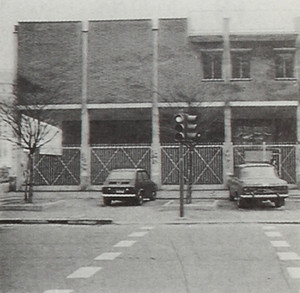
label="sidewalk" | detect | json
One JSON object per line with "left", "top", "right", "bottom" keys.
{"left": 0, "top": 189, "right": 300, "bottom": 225}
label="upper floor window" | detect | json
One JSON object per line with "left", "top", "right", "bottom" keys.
{"left": 231, "top": 49, "right": 252, "bottom": 80}
{"left": 201, "top": 49, "right": 223, "bottom": 81}
{"left": 274, "top": 48, "right": 295, "bottom": 80}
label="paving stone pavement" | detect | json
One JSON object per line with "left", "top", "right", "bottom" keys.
{"left": 0, "top": 189, "right": 300, "bottom": 225}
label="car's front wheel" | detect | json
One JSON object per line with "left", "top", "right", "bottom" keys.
{"left": 274, "top": 198, "right": 285, "bottom": 208}
{"left": 149, "top": 190, "right": 157, "bottom": 201}
{"left": 228, "top": 188, "right": 234, "bottom": 201}
{"left": 237, "top": 197, "right": 251, "bottom": 209}
{"left": 136, "top": 191, "right": 144, "bottom": 206}
{"left": 103, "top": 198, "right": 111, "bottom": 206}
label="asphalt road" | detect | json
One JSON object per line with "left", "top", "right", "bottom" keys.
{"left": 1, "top": 223, "right": 300, "bottom": 293}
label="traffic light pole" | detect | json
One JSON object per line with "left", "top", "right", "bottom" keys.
{"left": 174, "top": 111, "right": 200, "bottom": 215}
{"left": 186, "top": 144, "right": 193, "bottom": 204}
{"left": 179, "top": 143, "right": 184, "bottom": 217}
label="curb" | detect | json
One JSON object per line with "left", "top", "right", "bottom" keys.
{"left": 0, "top": 218, "right": 113, "bottom": 225}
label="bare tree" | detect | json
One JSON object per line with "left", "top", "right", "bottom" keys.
{"left": 0, "top": 76, "right": 60, "bottom": 203}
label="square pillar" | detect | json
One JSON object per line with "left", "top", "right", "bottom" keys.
{"left": 80, "top": 21, "right": 91, "bottom": 190}
{"left": 151, "top": 19, "right": 162, "bottom": 188}
{"left": 223, "top": 105, "right": 233, "bottom": 185}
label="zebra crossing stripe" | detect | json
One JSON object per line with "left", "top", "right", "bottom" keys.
{"left": 264, "top": 231, "right": 282, "bottom": 237}
{"left": 270, "top": 240, "right": 290, "bottom": 247}
{"left": 95, "top": 252, "right": 122, "bottom": 260}
{"left": 277, "top": 252, "right": 300, "bottom": 261}
{"left": 66, "top": 267, "right": 102, "bottom": 279}
{"left": 129, "top": 231, "right": 148, "bottom": 237}
{"left": 44, "top": 291, "right": 73, "bottom": 293}
{"left": 114, "top": 240, "right": 136, "bottom": 247}
{"left": 287, "top": 267, "right": 300, "bottom": 279}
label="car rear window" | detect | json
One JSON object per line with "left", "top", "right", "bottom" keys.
{"left": 240, "top": 166, "right": 277, "bottom": 178}
{"left": 107, "top": 170, "right": 136, "bottom": 180}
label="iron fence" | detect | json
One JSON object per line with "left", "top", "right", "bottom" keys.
{"left": 233, "top": 144, "right": 296, "bottom": 184}
{"left": 161, "top": 144, "right": 223, "bottom": 185}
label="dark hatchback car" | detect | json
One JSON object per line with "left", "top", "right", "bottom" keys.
{"left": 101, "top": 168, "right": 157, "bottom": 206}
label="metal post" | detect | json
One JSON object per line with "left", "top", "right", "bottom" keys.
{"left": 179, "top": 143, "right": 184, "bottom": 217}
{"left": 186, "top": 144, "right": 193, "bottom": 204}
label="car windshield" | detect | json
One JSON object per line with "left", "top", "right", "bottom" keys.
{"left": 240, "top": 166, "right": 277, "bottom": 179}
{"left": 108, "top": 170, "right": 136, "bottom": 180}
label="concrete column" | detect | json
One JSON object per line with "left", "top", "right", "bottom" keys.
{"left": 151, "top": 19, "right": 162, "bottom": 188}
{"left": 222, "top": 18, "right": 231, "bottom": 82}
{"left": 10, "top": 25, "right": 23, "bottom": 190}
{"left": 222, "top": 17, "right": 233, "bottom": 185}
{"left": 295, "top": 17, "right": 300, "bottom": 187}
{"left": 223, "top": 104, "right": 233, "bottom": 185}
{"left": 80, "top": 21, "right": 91, "bottom": 190}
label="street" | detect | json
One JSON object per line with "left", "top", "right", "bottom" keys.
{"left": 1, "top": 221, "right": 300, "bottom": 293}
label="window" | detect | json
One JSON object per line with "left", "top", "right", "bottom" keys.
{"left": 274, "top": 48, "right": 295, "bottom": 79}
{"left": 137, "top": 171, "right": 144, "bottom": 182}
{"left": 231, "top": 49, "right": 252, "bottom": 80}
{"left": 201, "top": 50, "right": 223, "bottom": 80}
{"left": 142, "top": 171, "right": 150, "bottom": 181}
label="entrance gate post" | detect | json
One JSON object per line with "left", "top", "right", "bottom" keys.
{"left": 80, "top": 21, "right": 91, "bottom": 190}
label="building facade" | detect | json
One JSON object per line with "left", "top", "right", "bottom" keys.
{"left": 11, "top": 16, "right": 300, "bottom": 190}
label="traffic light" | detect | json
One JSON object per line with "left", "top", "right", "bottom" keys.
{"left": 185, "top": 114, "right": 199, "bottom": 140}
{"left": 174, "top": 113, "right": 186, "bottom": 142}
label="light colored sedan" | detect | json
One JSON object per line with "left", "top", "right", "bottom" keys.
{"left": 227, "top": 163, "right": 288, "bottom": 208}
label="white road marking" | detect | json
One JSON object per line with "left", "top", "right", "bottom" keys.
{"left": 128, "top": 231, "right": 148, "bottom": 237}
{"left": 66, "top": 267, "right": 102, "bottom": 279}
{"left": 163, "top": 200, "right": 174, "bottom": 206}
{"left": 264, "top": 231, "right": 282, "bottom": 237}
{"left": 140, "top": 226, "right": 154, "bottom": 230}
{"left": 262, "top": 226, "right": 276, "bottom": 230}
{"left": 114, "top": 240, "right": 136, "bottom": 247}
{"left": 287, "top": 267, "right": 300, "bottom": 279}
{"left": 270, "top": 240, "right": 290, "bottom": 247}
{"left": 95, "top": 252, "right": 122, "bottom": 260}
{"left": 44, "top": 291, "right": 74, "bottom": 293}
{"left": 277, "top": 252, "right": 300, "bottom": 261}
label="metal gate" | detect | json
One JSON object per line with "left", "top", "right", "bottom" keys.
{"left": 91, "top": 145, "right": 152, "bottom": 185}
{"left": 233, "top": 144, "right": 296, "bottom": 184}
{"left": 161, "top": 144, "right": 223, "bottom": 185}
{"left": 33, "top": 147, "right": 81, "bottom": 185}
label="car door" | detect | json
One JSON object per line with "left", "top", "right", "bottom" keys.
{"left": 136, "top": 171, "right": 145, "bottom": 195}
{"left": 141, "top": 170, "right": 152, "bottom": 197}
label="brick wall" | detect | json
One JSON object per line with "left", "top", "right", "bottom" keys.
{"left": 17, "top": 21, "right": 82, "bottom": 104}
{"left": 158, "top": 18, "right": 299, "bottom": 103}
{"left": 17, "top": 19, "right": 299, "bottom": 106}
{"left": 88, "top": 20, "right": 153, "bottom": 103}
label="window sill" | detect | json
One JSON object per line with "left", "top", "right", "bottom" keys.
{"left": 230, "top": 78, "right": 252, "bottom": 82}
{"left": 275, "top": 78, "right": 297, "bottom": 81}
{"left": 201, "top": 79, "right": 224, "bottom": 82}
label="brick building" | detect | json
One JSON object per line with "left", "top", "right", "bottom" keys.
{"left": 1, "top": 1, "right": 300, "bottom": 191}
{"left": 12, "top": 15, "right": 300, "bottom": 190}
